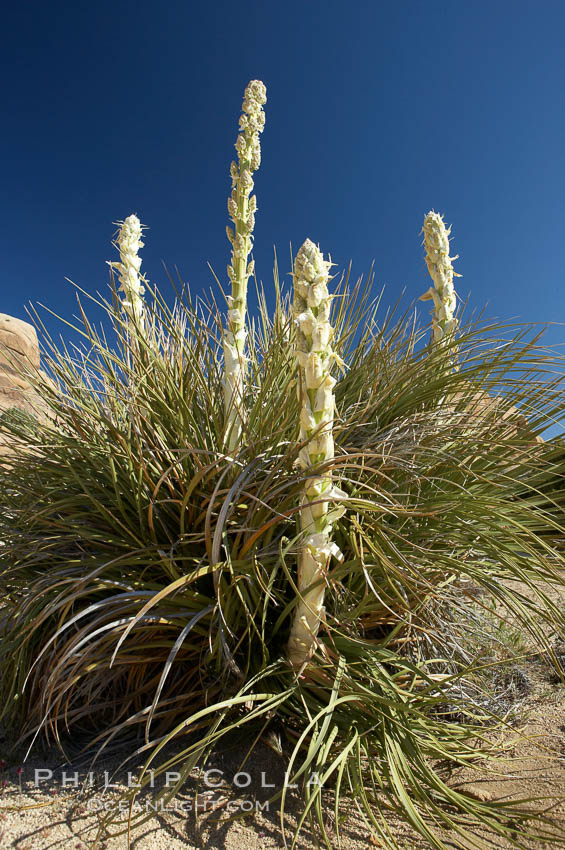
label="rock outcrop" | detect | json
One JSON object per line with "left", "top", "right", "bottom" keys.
{"left": 0, "top": 313, "right": 46, "bottom": 459}
{"left": 451, "top": 384, "right": 544, "bottom": 445}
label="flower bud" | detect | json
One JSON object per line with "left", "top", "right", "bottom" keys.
{"left": 227, "top": 198, "right": 238, "bottom": 219}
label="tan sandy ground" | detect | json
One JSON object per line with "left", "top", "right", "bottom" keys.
{"left": 2, "top": 579, "right": 565, "bottom": 850}
{"left": 0, "top": 655, "right": 564, "bottom": 850}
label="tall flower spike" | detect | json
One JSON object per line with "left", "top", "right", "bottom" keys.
{"left": 108, "top": 214, "right": 147, "bottom": 332}
{"left": 287, "top": 239, "right": 346, "bottom": 670}
{"left": 223, "top": 80, "right": 267, "bottom": 452}
{"left": 419, "top": 211, "right": 460, "bottom": 358}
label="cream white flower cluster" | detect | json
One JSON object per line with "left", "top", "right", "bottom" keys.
{"left": 224, "top": 80, "right": 267, "bottom": 452}
{"left": 287, "top": 239, "right": 346, "bottom": 669}
{"left": 108, "top": 214, "right": 146, "bottom": 331}
{"left": 420, "top": 210, "right": 459, "bottom": 345}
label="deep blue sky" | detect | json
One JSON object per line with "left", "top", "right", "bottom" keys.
{"left": 2, "top": 1, "right": 564, "bottom": 352}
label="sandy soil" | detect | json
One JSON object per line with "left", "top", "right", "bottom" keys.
{"left": 0, "top": 655, "right": 564, "bottom": 850}
{"left": 2, "top": 577, "right": 565, "bottom": 850}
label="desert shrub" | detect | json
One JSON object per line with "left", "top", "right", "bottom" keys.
{"left": 1, "top": 81, "right": 565, "bottom": 850}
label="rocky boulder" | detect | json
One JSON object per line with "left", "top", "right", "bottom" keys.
{"left": 0, "top": 313, "right": 47, "bottom": 459}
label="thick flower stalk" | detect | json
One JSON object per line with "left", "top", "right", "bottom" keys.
{"left": 287, "top": 239, "right": 346, "bottom": 670}
{"left": 108, "top": 214, "right": 147, "bottom": 333}
{"left": 420, "top": 211, "right": 460, "bottom": 354}
{"left": 223, "top": 80, "right": 267, "bottom": 452}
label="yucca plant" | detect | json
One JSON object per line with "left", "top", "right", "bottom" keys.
{"left": 1, "top": 80, "right": 565, "bottom": 850}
